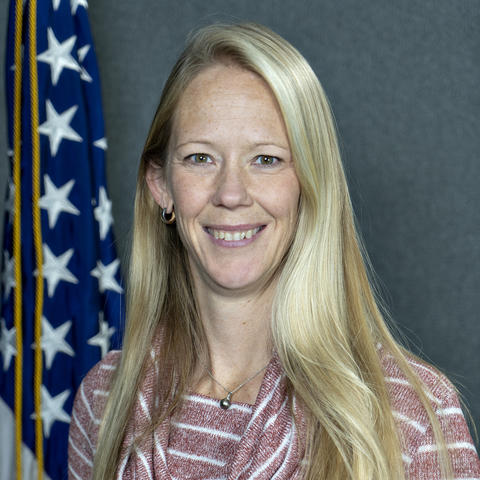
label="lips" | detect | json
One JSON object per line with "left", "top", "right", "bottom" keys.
{"left": 206, "top": 226, "right": 262, "bottom": 241}
{"left": 204, "top": 225, "right": 265, "bottom": 243}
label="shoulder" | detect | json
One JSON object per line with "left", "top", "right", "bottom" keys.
{"left": 379, "top": 347, "right": 480, "bottom": 476}
{"left": 379, "top": 346, "right": 456, "bottom": 416}
{"left": 78, "top": 350, "right": 121, "bottom": 419}
{"left": 379, "top": 345, "right": 462, "bottom": 434}
{"left": 68, "top": 350, "right": 122, "bottom": 479}
{"left": 81, "top": 349, "right": 122, "bottom": 391}
{"left": 69, "top": 350, "right": 121, "bottom": 446}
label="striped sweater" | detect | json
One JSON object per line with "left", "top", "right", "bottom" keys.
{"left": 68, "top": 349, "right": 480, "bottom": 479}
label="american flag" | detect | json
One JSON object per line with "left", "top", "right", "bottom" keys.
{"left": 1, "top": 0, "right": 124, "bottom": 478}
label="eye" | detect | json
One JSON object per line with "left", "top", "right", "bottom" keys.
{"left": 254, "top": 155, "right": 279, "bottom": 166}
{"left": 186, "top": 153, "right": 213, "bottom": 164}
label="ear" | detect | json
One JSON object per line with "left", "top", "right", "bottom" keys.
{"left": 145, "top": 163, "right": 174, "bottom": 212}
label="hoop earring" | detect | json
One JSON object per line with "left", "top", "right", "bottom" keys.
{"left": 161, "top": 208, "right": 175, "bottom": 225}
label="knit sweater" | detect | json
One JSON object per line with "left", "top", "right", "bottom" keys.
{"left": 68, "top": 349, "right": 480, "bottom": 479}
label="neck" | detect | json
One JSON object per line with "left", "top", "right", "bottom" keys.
{"left": 192, "top": 281, "right": 275, "bottom": 403}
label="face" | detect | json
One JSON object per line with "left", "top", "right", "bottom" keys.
{"left": 147, "top": 64, "right": 300, "bottom": 296}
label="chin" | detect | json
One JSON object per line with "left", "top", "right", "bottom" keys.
{"left": 214, "top": 275, "right": 259, "bottom": 292}
{"left": 208, "top": 267, "right": 271, "bottom": 293}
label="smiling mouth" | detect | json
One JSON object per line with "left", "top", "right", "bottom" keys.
{"left": 205, "top": 226, "right": 264, "bottom": 241}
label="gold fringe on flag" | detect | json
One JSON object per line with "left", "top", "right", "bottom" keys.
{"left": 28, "top": 0, "right": 45, "bottom": 478}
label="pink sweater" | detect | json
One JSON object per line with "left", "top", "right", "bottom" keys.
{"left": 68, "top": 349, "right": 480, "bottom": 479}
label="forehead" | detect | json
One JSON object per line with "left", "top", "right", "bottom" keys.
{"left": 171, "top": 63, "right": 288, "bottom": 144}
{"left": 180, "top": 63, "right": 272, "bottom": 100}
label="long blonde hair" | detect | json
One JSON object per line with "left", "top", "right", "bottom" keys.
{"left": 93, "top": 23, "right": 453, "bottom": 480}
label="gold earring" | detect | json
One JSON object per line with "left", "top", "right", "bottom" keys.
{"left": 161, "top": 207, "right": 175, "bottom": 225}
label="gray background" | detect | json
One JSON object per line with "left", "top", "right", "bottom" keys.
{"left": 1, "top": 0, "right": 479, "bottom": 440}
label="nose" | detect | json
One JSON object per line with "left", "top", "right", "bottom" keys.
{"left": 211, "top": 161, "right": 252, "bottom": 209}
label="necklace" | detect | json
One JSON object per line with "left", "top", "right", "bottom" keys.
{"left": 204, "top": 361, "right": 270, "bottom": 410}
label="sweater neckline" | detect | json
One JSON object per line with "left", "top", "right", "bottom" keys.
{"left": 185, "top": 351, "right": 282, "bottom": 410}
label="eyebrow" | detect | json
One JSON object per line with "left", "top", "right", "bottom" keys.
{"left": 174, "top": 140, "right": 290, "bottom": 152}
{"left": 251, "top": 142, "right": 290, "bottom": 152}
{"left": 174, "top": 140, "right": 216, "bottom": 150}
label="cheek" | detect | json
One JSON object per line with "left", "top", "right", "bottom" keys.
{"left": 169, "top": 176, "right": 213, "bottom": 250}
{"left": 169, "top": 173, "right": 207, "bottom": 218}
{"left": 261, "top": 177, "right": 300, "bottom": 221}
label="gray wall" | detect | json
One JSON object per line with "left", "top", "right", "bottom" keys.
{"left": 1, "top": 1, "right": 479, "bottom": 439}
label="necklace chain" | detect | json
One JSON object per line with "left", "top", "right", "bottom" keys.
{"left": 204, "top": 360, "right": 270, "bottom": 410}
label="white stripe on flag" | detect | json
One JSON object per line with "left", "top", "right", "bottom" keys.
{"left": 0, "top": 397, "right": 52, "bottom": 480}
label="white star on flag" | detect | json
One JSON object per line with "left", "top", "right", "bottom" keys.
{"left": 31, "top": 386, "right": 71, "bottom": 438}
{"left": 38, "top": 100, "right": 82, "bottom": 157}
{"left": 0, "top": 319, "right": 17, "bottom": 371}
{"left": 93, "top": 137, "right": 108, "bottom": 150}
{"left": 94, "top": 186, "right": 113, "bottom": 240}
{"left": 77, "top": 44, "right": 90, "bottom": 62}
{"left": 2, "top": 251, "right": 16, "bottom": 300}
{"left": 37, "top": 28, "right": 81, "bottom": 85}
{"left": 79, "top": 68, "right": 92, "bottom": 83}
{"left": 77, "top": 44, "right": 92, "bottom": 82}
{"left": 37, "top": 244, "right": 78, "bottom": 297}
{"left": 52, "top": 0, "right": 62, "bottom": 10}
{"left": 87, "top": 312, "right": 115, "bottom": 358}
{"left": 90, "top": 259, "right": 123, "bottom": 293}
{"left": 4, "top": 181, "right": 15, "bottom": 218}
{"left": 38, "top": 174, "right": 80, "bottom": 228}
{"left": 71, "top": 0, "right": 88, "bottom": 14}
{"left": 33, "top": 316, "right": 74, "bottom": 369}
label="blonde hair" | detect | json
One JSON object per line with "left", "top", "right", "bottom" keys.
{"left": 92, "top": 23, "right": 453, "bottom": 480}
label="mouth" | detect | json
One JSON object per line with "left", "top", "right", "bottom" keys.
{"left": 204, "top": 225, "right": 265, "bottom": 242}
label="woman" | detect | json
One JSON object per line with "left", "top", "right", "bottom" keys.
{"left": 68, "top": 23, "right": 480, "bottom": 479}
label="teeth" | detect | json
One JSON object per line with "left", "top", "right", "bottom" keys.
{"left": 208, "top": 227, "right": 261, "bottom": 242}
